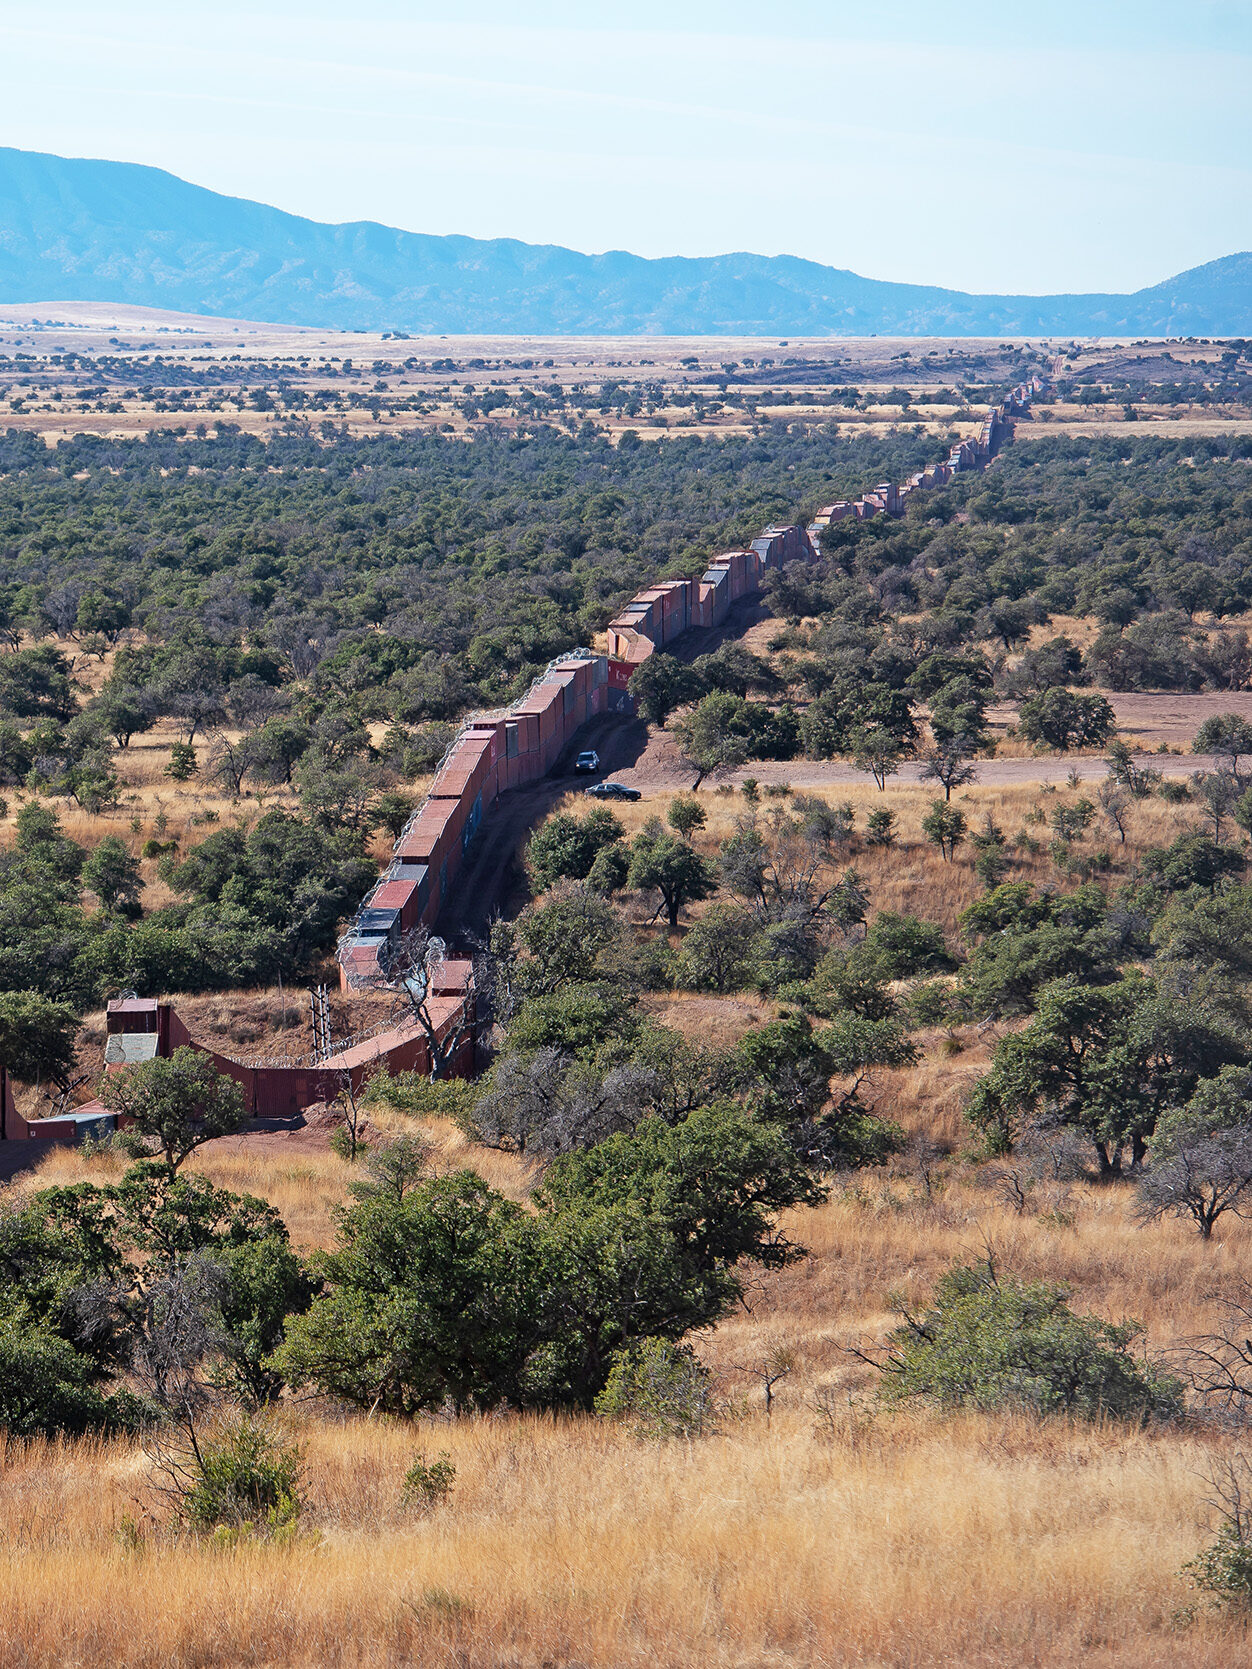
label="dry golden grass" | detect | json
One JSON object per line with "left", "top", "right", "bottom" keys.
{"left": 17, "top": 1102, "right": 538, "bottom": 1250}
{"left": 0, "top": 1404, "right": 1241, "bottom": 1669}
{"left": 3, "top": 1155, "right": 1252, "bottom": 1666}
{"left": 556, "top": 778, "right": 1205, "bottom": 940}
{"left": 17, "top": 1137, "right": 354, "bottom": 1249}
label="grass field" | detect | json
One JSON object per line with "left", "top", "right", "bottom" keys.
{"left": 1, "top": 769, "right": 1248, "bottom": 1663}
{"left": 4, "top": 1118, "right": 1251, "bottom": 1668}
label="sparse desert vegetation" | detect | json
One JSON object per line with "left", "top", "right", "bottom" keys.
{"left": 4, "top": 324, "right": 1252, "bottom": 1667}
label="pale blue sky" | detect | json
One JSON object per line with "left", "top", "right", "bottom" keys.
{"left": 2, "top": 0, "right": 1250, "bottom": 293}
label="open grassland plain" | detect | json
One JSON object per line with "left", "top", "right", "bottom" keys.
{"left": 0, "top": 311, "right": 1248, "bottom": 445}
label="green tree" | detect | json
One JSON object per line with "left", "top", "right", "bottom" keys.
{"left": 666, "top": 796, "right": 706, "bottom": 838}
{"left": 921, "top": 799, "right": 967, "bottom": 861}
{"left": 0, "top": 1313, "right": 143, "bottom": 1438}
{"left": 1195, "top": 713, "right": 1252, "bottom": 784}
{"left": 732, "top": 1010, "right": 908, "bottom": 1169}
{"left": 247, "top": 715, "right": 311, "bottom": 785}
{"left": 82, "top": 835, "right": 143, "bottom": 915}
{"left": 15, "top": 799, "right": 86, "bottom": 881}
{"left": 627, "top": 819, "right": 717, "bottom": 929}
{"left": 1017, "top": 688, "right": 1115, "bottom": 752}
{"left": 514, "top": 887, "right": 622, "bottom": 995}
{"left": 98, "top": 1048, "right": 248, "bottom": 1171}
{"left": 273, "top": 1172, "right": 547, "bottom": 1415}
{"left": 165, "top": 742, "right": 198, "bottom": 781}
{"left": 526, "top": 808, "right": 625, "bottom": 890}
{"left": 1138, "top": 1066, "right": 1252, "bottom": 1239}
{"left": 849, "top": 724, "right": 904, "bottom": 790}
{"left": 965, "top": 974, "right": 1244, "bottom": 1174}
{"left": 671, "top": 692, "right": 751, "bottom": 788}
{"left": 0, "top": 990, "right": 78, "bottom": 1089}
{"left": 91, "top": 687, "right": 153, "bottom": 749}
{"left": 74, "top": 591, "right": 131, "bottom": 643}
{"left": 278, "top": 1103, "right": 822, "bottom": 1414}
{"left": 1193, "top": 770, "right": 1241, "bottom": 842}
{"left": 627, "top": 655, "right": 707, "bottom": 727}
{"left": 594, "top": 1337, "right": 715, "bottom": 1438}
{"left": 673, "top": 903, "right": 759, "bottom": 992}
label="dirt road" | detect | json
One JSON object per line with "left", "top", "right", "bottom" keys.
{"left": 434, "top": 711, "right": 650, "bottom": 946}
{"left": 608, "top": 749, "right": 1219, "bottom": 794}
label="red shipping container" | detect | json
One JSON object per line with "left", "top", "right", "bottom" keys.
{"left": 551, "top": 658, "right": 592, "bottom": 698}
{"left": 398, "top": 799, "right": 461, "bottom": 868}
{"left": 512, "top": 712, "right": 540, "bottom": 753}
{"left": 370, "top": 878, "right": 422, "bottom": 933}
{"left": 535, "top": 688, "right": 562, "bottom": 741}
{"left": 463, "top": 721, "right": 504, "bottom": 766}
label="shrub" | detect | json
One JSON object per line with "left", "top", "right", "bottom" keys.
{"left": 177, "top": 1415, "right": 303, "bottom": 1534}
{"left": 865, "top": 807, "right": 896, "bottom": 847}
{"left": 0, "top": 1314, "right": 146, "bottom": 1439}
{"left": 1141, "top": 833, "right": 1244, "bottom": 891}
{"left": 1181, "top": 1459, "right": 1252, "bottom": 1610}
{"left": 921, "top": 799, "right": 967, "bottom": 861}
{"left": 329, "top": 1126, "right": 368, "bottom": 1162}
{"left": 904, "top": 979, "right": 955, "bottom": 1027}
{"left": 164, "top": 742, "right": 197, "bottom": 781}
{"left": 361, "top": 1067, "right": 477, "bottom": 1125}
{"left": 401, "top": 1452, "right": 456, "bottom": 1511}
{"left": 873, "top": 1260, "right": 1181, "bottom": 1422}
{"left": 862, "top": 911, "right": 955, "bottom": 978}
{"left": 1183, "top": 1525, "right": 1252, "bottom": 1610}
{"left": 595, "top": 1338, "right": 716, "bottom": 1438}
{"left": 527, "top": 809, "right": 625, "bottom": 889}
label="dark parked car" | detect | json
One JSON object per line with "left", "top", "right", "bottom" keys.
{"left": 585, "top": 781, "right": 640, "bottom": 801}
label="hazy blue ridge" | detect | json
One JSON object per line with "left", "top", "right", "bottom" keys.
{"left": 0, "top": 146, "right": 1248, "bottom": 336}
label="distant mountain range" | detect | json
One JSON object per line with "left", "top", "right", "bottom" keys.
{"left": 0, "top": 145, "right": 1248, "bottom": 338}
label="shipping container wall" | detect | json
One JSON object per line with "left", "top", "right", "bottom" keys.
{"left": 336, "top": 385, "right": 1034, "bottom": 988}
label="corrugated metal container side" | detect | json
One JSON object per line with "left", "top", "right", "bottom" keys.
{"left": 537, "top": 686, "right": 566, "bottom": 737}
{"left": 446, "top": 733, "right": 495, "bottom": 773}
{"left": 464, "top": 721, "right": 505, "bottom": 765}
{"left": 371, "top": 879, "right": 419, "bottom": 916}
{"left": 405, "top": 797, "right": 466, "bottom": 870}
{"left": 395, "top": 811, "right": 448, "bottom": 866}
{"left": 513, "top": 711, "right": 541, "bottom": 753}
{"left": 429, "top": 761, "right": 479, "bottom": 802}
{"left": 552, "top": 659, "right": 593, "bottom": 700}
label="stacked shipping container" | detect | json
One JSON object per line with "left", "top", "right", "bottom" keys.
{"left": 807, "top": 378, "right": 1038, "bottom": 536}
{"left": 339, "top": 382, "right": 1042, "bottom": 986}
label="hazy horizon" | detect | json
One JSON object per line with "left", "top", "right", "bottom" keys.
{"left": 1, "top": 0, "right": 1248, "bottom": 296}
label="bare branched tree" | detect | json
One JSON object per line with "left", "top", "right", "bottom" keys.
{"left": 356, "top": 926, "right": 478, "bottom": 1081}
{"left": 1096, "top": 777, "right": 1130, "bottom": 844}
{"left": 733, "top": 1343, "right": 796, "bottom": 1420}
{"left": 471, "top": 1046, "right": 661, "bottom": 1157}
{"left": 920, "top": 737, "right": 979, "bottom": 802}
{"left": 1136, "top": 1127, "right": 1252, "bottom": 1239}
{"left": 1174, "top": 1285, "right": 1252, "bottom": 1426}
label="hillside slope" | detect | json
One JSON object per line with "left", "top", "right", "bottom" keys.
{"left": 0, "top": 146, "right": 1249, "bottom": 336}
